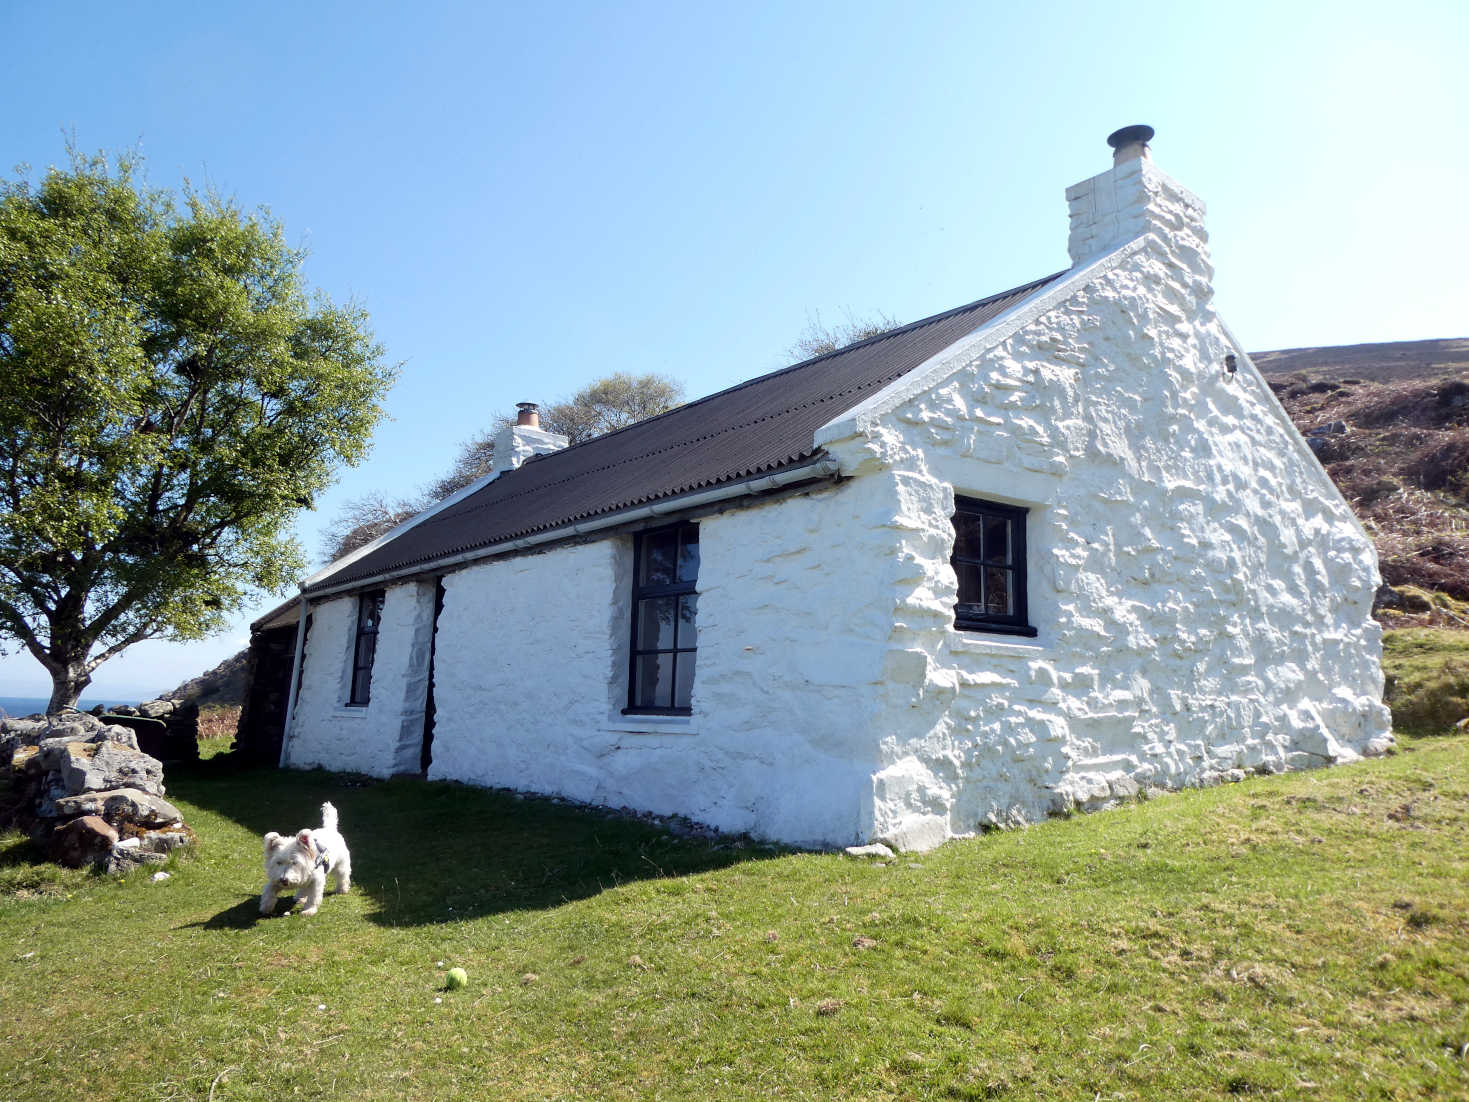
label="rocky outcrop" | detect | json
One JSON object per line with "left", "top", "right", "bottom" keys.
{"left": 1, "top": 711, "right": 195, "bottom": 872}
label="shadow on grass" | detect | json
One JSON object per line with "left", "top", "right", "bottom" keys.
{"left": 179, "top": 895, "right": 268, "bottom": 930}
{"left": 168, "top": 755, "right": 788, "bottom": 928}
{"left": 0, "top": 829, "right": 91, "bottom": 899}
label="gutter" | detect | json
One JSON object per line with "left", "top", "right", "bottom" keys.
{"left": 302, "top": 454, "right": 843, "bottom": 603}
{"left": 298, "top": 451, "right": 515, "bottom": 591}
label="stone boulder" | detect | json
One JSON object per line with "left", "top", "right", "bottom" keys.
{"left": 0, "top": 710, "right": 194, "bottom": 873}
{"left": 39, "top": 738, "right": 165, "bottom": 797}
{"left": 49, "top": 815, "right": 119, "bottom": 869}
{"left": 2, "top": 713, "right": 137, "bottom": 758}
{"left": 53, "top": 788, "right": 183, "bottom": 828}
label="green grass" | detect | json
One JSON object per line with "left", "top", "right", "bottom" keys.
{"left": 1383, "top": 628, "right": 1469, "bottom": 735}
{"left": 3, "top": 739, "right": 1469, "bottom": 1100}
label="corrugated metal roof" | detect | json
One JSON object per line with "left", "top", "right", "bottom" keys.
{"left": 305, "top": 271, "right": 1064, "bottom": 595}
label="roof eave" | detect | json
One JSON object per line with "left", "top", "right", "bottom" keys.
{"left": 300, "top": 454, "right": 843, "bottom": 602}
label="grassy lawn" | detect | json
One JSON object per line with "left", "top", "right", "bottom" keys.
{"left": 1, "top": 730, "right": 1466, "bottom": 1101}
{"left": 1383, "top": 628, "right": 1469, "bottom": 737}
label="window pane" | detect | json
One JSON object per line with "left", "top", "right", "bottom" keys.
{"left": 636, "top": 596, "right": 677, "bottom": 651}
{"left": 676, "top": 594, "right": 698, "bottom": 649}
{"left": 634, "top": 653, "right": 673, "bottom": 709}
{"left": 984, "top": 566, "right": 1012, "bottom": 616}
{"left": 352, "top": 668, "right": 372, "bottom": 705}
{"left": 355, "top": 634, "right": 377, "bottom": 670}
{"left": 952, "top": 512, "right": 984, "bottom": 560}
{"left": 640, "top": 529, "right": 679, "bottom": 586}
{"left": 677, "top": 527, "right": 700, "bottom": 583}
{"left": 955, "top": 561, "right": 982, "bottom": 605}
{"left": 674, "top": 650, "right": 697, "bottom": 710}
{"left": 983, "top": 515, "right": 1011, "bottom": 564}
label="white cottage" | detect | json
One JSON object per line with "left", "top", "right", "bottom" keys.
{"left": 250, "top": 127, "right": 1393, "bottom": 850}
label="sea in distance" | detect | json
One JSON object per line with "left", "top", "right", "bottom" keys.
{"left": 0, "top": 696, "right": 141, "bottom": 718}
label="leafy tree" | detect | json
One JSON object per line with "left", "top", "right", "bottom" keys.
{"left": 539, "top": 372, "right": 684, "bottom": 445}
{"left": 0, "top": 151, "right": 396, "bottom": 711}
{"left": 786, "top": 308, "right": 900, "bottom": 361}
{"left": 321, "top": 372, "right": 684, "bottom": 563}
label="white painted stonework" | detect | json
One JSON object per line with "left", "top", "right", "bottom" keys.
{"left": 489, "top": 422, "right": 569, "bottom": 478}
{"left": 816, "top": 151, "right": 1391, "bottom": 849}
{"left": 286, "top": 580, "right": 438, "bottom": 777}
{"left": 281, "top": 143, "right": 1391, "bottom": 850}
{"left": 423, "top": 482, "right": 897, "bottom": 845}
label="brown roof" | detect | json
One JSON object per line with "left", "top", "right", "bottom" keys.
{"left": 304, "top": 270, "right": 1065, "bottom": 596}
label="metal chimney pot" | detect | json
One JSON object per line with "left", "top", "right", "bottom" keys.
{"left": 1106, "top": 124, "right": 1154, "bottom": 163}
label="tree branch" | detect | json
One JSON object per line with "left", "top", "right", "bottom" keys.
{"left": 0, "top": 597, "right": 54, "bottom": 671}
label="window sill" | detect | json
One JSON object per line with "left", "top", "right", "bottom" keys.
{"left": 605, "top": 714, "right": 699, "bottom": 736}
{"left": 331, "top": 706, "right": 371, "bottom": 718}
{"left": 955, "top": 621, "right": 1037, "bottom": 638}
{"left": 949, "top": 630, "right": 1046, "bottom": 657}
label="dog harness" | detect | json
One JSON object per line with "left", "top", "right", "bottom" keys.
{"left": 313, "top": 839, "right": 330, "bottom": 871}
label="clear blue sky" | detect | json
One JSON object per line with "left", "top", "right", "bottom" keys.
{"left": 2, "top": 0, "right": 1466, "bottom": 700}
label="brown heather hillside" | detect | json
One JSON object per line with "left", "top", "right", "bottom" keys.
{"left": 1255, "top": 338, "right": 1469, "bottom": 625}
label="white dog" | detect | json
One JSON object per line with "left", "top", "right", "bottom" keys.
{"left": 260, "top": 801, "right": 352, "bottom": 916}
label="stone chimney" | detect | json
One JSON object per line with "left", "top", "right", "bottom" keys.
{"left": 1065, "top": 125, "right": 1210, "bottom": 275}
{"left": 490, "top": 402, "right": 568, "bottom": 478}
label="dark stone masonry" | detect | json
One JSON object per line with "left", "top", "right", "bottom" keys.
{"left": 1, "top": 711, "right": 194, "bottom": 873}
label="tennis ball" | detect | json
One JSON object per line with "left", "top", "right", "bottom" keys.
{"left": 445, "top": 966, "right": 468, "bottom": 990}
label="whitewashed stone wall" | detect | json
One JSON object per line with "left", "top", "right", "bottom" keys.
{"left": 814, "top": 173, "right": 1392, "bottom": 850}
{"left": 425, "top": 480, "right": 897, "bottom": 847}
{"left": 286, "top": 580, "right": 438, "bottom": 776}
{"left": 281, "top": 152, "right": 1391, "bottom": 852}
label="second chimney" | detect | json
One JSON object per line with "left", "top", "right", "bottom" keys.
{"left": 491, "top": 403, "right": 568, "bottom": 479}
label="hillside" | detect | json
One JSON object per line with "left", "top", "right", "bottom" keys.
{"left": 162, "top": 648, "right": 249, "bottom": 708}
{"left": 1252, "top": 336, "right": 1469, "bottom": 384}
{"left": 1256, "top": 337, "right": 1469, "bottom": 621}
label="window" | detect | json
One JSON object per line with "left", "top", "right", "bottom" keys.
{"left": 951, "top": 497, "right": 1034, "bottom": 636}
{"left": 348, "top": 591, "right": 385, "bottom": 705}
{"left": 627, "top": 523, "right": 699, "bottom": 714}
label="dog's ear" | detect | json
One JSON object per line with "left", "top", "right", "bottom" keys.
{"left": 296, "top": 830, "right": 315, "bottom": 854}
{"left": 264, "top": 831, "right": 283, "bottom": 854}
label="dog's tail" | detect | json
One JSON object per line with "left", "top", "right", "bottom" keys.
{"left": 321, "top": 801, "right": 338, "bottom": 831}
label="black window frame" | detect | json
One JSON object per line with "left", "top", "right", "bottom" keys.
{"left": 625, "top": 522, "right": 699, "bottom": 716}
{"left": 347, "top": 590, "right": 386, "bottom": 706}
{"left": 951, "top": 497, "right": 1035, "bottom": 637}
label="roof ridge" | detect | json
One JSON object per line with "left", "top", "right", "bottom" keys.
{"left": 310, "top": 267, "right": 1069, "bottom": 592}
{"left": 520, "top": 269, "right": 1066, "bottom": 464}
{"left": 416, "top": 288, "right": 1050, "bottom": 530}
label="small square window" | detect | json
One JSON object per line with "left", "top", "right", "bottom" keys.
{"left": 951, "top": 498, "right": 1034, "bottom": 637}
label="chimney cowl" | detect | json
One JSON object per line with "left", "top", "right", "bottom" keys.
{"left": 1106, "top": 124, "right": 1154, "bottom": 163}
{"left": 515, "top": 402, "right": 540, "bottom": 428}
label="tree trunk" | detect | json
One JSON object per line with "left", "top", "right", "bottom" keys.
{"left": 46, "top": 664, "right": 92, "bottom": 713}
